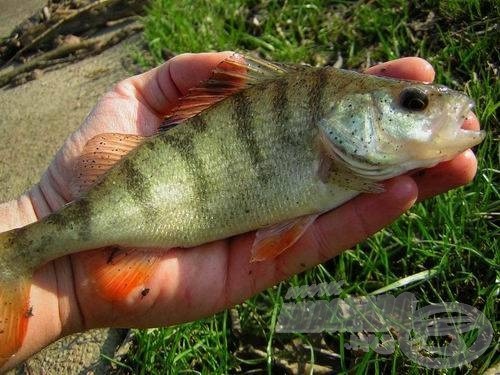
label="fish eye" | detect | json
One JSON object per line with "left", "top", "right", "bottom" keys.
{"left": 399, "top": 88, "right": 429, "bottom": 111}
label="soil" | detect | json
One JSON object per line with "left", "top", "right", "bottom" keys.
{"left": 0, "top": 0, "right": 47, "bottom": 37}
{"left": 0, "top": 33, "right": 141, "bottom": 202}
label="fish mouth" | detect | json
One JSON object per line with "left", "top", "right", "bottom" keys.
{"left": 428, "top": 96, "right": 485, "bottom": 159}
{"left": 454, "top": 98, "right": 484, "bottom": 143}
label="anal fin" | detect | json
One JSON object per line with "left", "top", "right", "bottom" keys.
{"left": 81, "top": 247, "right": 162, "bottom": 303}
{"left": 251, "top": 214, "right": 318, "bottom": 262}
{"left": 0, "top": 277, "right": 31, "bottom": 367}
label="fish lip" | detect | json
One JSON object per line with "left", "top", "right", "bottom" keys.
{"left": 444, "top": 96, "right": 485, "bottom": 151}
{"left": 423, "top": 94, "right": 484, "bottom": 162}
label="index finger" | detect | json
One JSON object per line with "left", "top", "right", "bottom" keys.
{"left": 365, "top": 57, "right": 436, "bottom": 82}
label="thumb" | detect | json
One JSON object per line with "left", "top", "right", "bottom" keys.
{"left": 117, "top": 51, "right": 236, "bottom": 116}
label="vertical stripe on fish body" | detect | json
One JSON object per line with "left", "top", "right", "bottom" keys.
{"left": 0, "top": 54, "right": 486, "bottom": 364}
{"left": 2, "top": 54, "right": 485, "bottom": 271}
{"left": 0, "top": 67, "right": 346, "bottom": 276}
{"left": 81, "top": 67, "right": 360, "bottom": 249}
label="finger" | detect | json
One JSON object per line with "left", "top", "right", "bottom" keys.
{"left": 118, "top": 51, "right": 235, "bottom": 116}
{"left": 225, "top": 176, "right": 418, "bottom": 303}
{"left": 365, "top": 57, "right": 435, "bottom": 82}
{"left": 287, "top": 176, "right": 418, "bottom": 272}
{"left": 412, "top": 149, "right": 478, "bottom": 202}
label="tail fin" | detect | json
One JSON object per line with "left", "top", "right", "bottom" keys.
{"left": 0, "top": 276, "right": 31, "bottom": 367}
{"left": 0, "top": 230, "right": 32, "bottom": 367}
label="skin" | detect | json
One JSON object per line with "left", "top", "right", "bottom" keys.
{"left": 0, "top": 52, "right": 480, "bottom": 371}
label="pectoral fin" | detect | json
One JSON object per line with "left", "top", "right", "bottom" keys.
{"left": 317, "top": 129, "right": 385, "bottom": 193}
{"left": 251, "top": 214, "right": 318, "bottom": 262}
{"left": 81, "top": 247, "right": 162, "bottom": 303}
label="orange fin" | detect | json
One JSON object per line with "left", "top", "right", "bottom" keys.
{"left": 0, "top": 276, "right": 31, "bottom": 367}
{"left": 317, "top": 129, "right": 385, "bottom": 193}
{"left": 81, "top": 247, "right": 162, "bottom": 303}
{"left": 160, "top": 54, "right": 290, "bottom": 130}
{"left": 251, "top": 214, "right": 318, "bottom": 262}
{"left": 71, "top": 133, "right": 146, "bottom": 197}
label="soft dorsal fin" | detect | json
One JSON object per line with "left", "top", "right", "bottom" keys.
{"left": 160, "top": 54, "right": 291, "bottom": 130}
{"left": 71, "top": 133, "right": 146, "bottom": 197}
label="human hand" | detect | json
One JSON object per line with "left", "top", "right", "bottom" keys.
{"left": 0, "top": 52, "right": 480, "bottom": 370}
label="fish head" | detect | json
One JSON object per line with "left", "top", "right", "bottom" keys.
{"left": 321, "top": 79, "right": 485, "bottom": 181}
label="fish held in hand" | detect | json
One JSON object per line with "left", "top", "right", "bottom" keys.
{"left": 0, "top": 54, "right": 484, "bottom": 364}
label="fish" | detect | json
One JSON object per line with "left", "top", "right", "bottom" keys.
{"left": 0, "top": 54, "right": 485, "bottom": 364}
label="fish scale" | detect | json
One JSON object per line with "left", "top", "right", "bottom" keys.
{"left": 0, "top": 54, "right": 485, "bottom": 365}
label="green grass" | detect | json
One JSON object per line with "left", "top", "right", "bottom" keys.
{"left": 121, "top": 1, "right": 499, "bottom": 373}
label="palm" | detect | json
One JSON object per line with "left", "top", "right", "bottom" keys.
{"left": 1, "top": 53, "right": 480, "bottom": 341}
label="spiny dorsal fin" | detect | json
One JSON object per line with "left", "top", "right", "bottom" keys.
{"left": 71, "top": 133, "right": 146, "bottom": 198}
{"left": 160, "top": 54, "right": 291, "bottom": 130}
{"left": 81, "top": 247, "right": 162, "bottom": 304}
